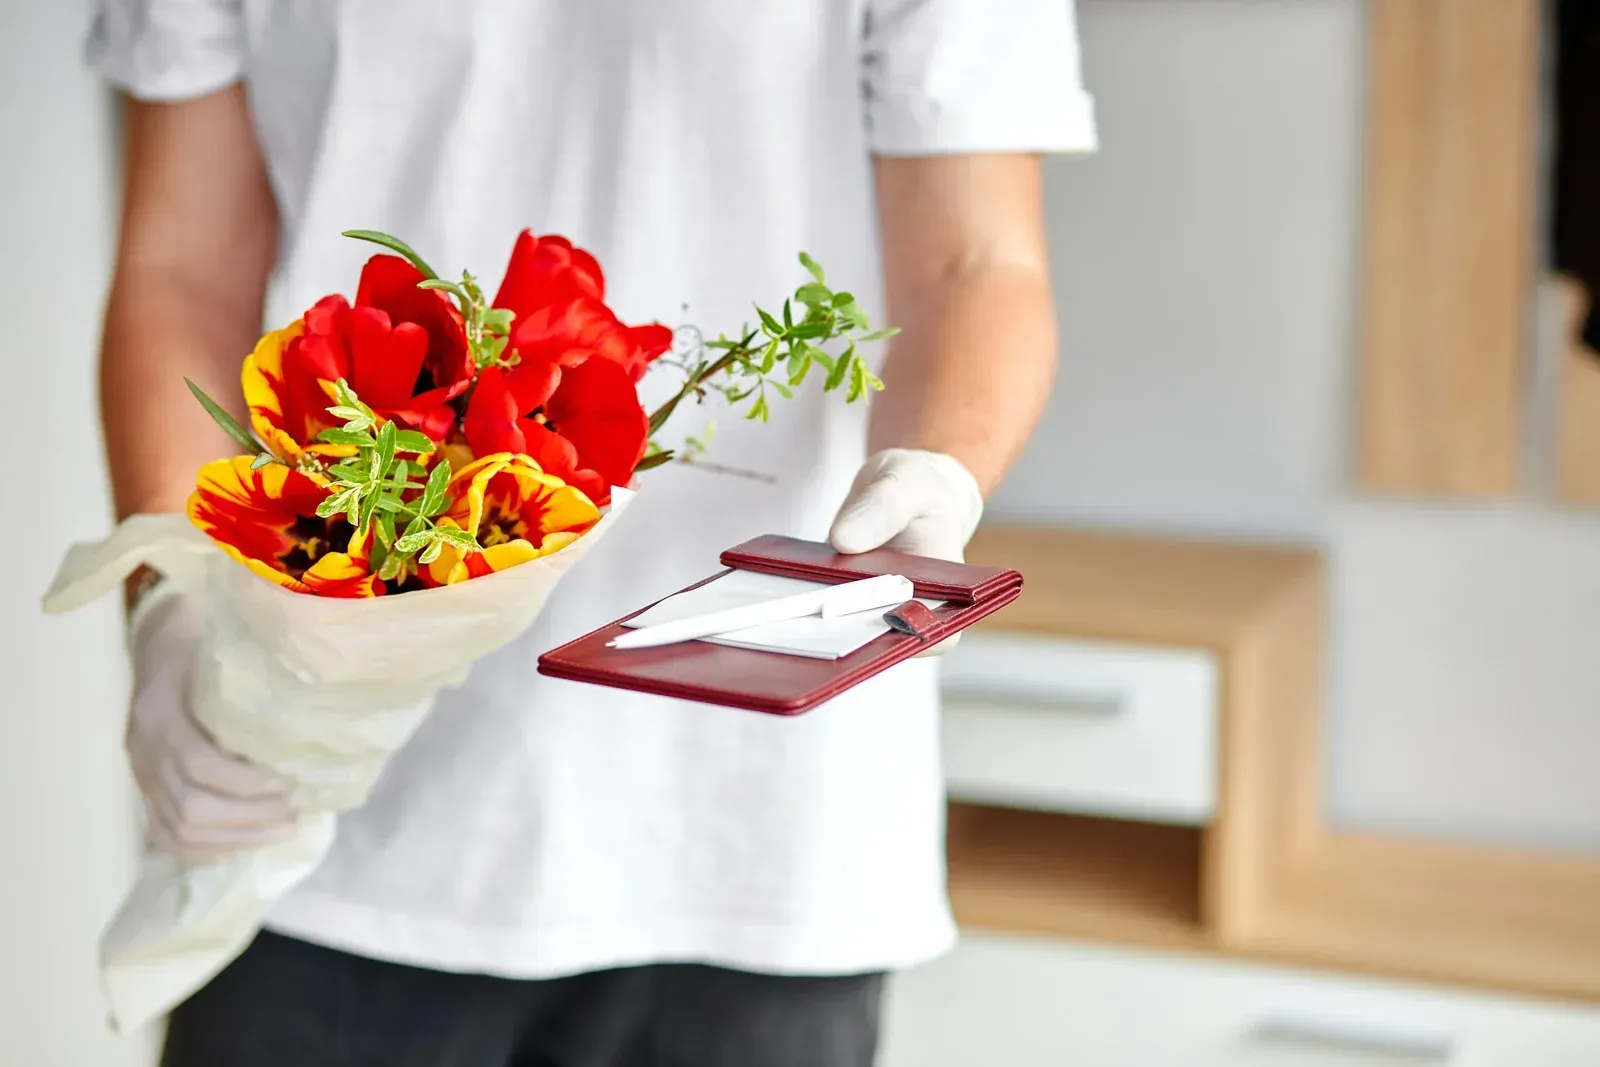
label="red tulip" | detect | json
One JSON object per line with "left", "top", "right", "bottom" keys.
{"left": 463, "top": 357, "right": 648, "bottom": 506}
{"left": 356, "top": 254, "right": 474, "bottom": 393}
{"left": 491, "top": 231, "right": 674, "bottom": 382}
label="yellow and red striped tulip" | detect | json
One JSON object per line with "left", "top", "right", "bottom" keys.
{"left": 425, "top": 453, "right": 599, "bottom": 586}
{"left": 188, "top": 456, "right": 382, "bottom": 597}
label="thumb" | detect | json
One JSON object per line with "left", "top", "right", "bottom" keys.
{"left": 829, "top": 470, "right": 916, "bottom": 554}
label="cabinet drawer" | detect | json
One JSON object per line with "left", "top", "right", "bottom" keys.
{"left": 939, "top": 631, "right": 1219, "bottom": 824}
{"left": 883, "top": 934, "right": 1600, "bottom": 1067}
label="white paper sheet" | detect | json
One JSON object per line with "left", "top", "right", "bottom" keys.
{"left": 623, "top": 570, "right": 943, "bottom": 660}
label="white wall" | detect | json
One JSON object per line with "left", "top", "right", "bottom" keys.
{"left": 0, "top": 2, "right": 160, "bottom": 1063}
{"left": 996, "top": 0, "right": 1600, "bottom": 851}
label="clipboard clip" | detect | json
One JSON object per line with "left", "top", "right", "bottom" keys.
{"left": 883, "top": 600, "right": 939, "bottom": 642}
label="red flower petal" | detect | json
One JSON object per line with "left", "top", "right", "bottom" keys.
{"left": 541, "top": 356, "right": 648, "bottom": 494}
{"left": 520, "top": 419, "right": 581, "bottom": 477}
{"left": 509, "top": 298, "right": 618, "bottom": 369}
{"left": 356, "top": 254, "right": 473, "bottom": 389}
{"left": 463, "top": 365, "right": 527, "bottom": 456}
{"left": 492, "top": 231, "right": 605, "bottom": 315}
{"left": 348, "top": 310, "right": 430, "bottom": 411}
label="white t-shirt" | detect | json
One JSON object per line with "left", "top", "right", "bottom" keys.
{"left": 89, "top": 0, "right": 1096, "bottom": 979}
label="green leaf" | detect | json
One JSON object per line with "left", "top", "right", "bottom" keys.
{"left": 367, "top": 533, "right": 390, "bottom": 576}
{"left": 831, "top": 291, "right": 856, "bottom": 308}
{"left": 431, "top": 525, "right": 481, "bottom": 550}
{"left": 798, "top": 251, "right": 825, "bottom": 283}
{"left": 649, "top": 391, "right": 685, "bottom": 435}
{"left": 378, "top": 514, "right": 397, "bottom": 550}
{"left": 787, "top": 351, "right": 812, "bottom": 386}
{"left": 795, "top": 282, "right": 831, "bottom": 307}
{"left": 782, "top": 299, "right": 793, "bottom": 329}
{"left": 250, "top": 452, "right": 278, "bottom": 470}
{"left": 864, "top": 368, "right": 886, "bottom": 393}
{"left": 327, "top": 462, "right": 368, "bottom": 484}
{"left": 788, "top": 321, "right": 831, "bottom": 340}
{"left": 745, "top": 394, "right": 770, "bottom": 422}
{"left": 760, "top": 339, "right": 781, "bottom": 374}
{"left": 633, "top": 450, "right": 675, "bottom": 472}
{"left": 811, "top": 351, "right": 836, "bottom": 374}
{"left": 481, "top": 307, "right": 515, "bottom": 332}
{"left": 318, "top": 428, "right": 376, "bottom": 448}
{"left": 184, "top": 378, "right": 260, "bottom": 454}
{"left": 393, "top": 429, "right": 436, "bottom": 454}
{"left": 394, "top": 529, "right": 432, "bottom": 555}
{"left": 418, "top": 278, "right": 472, "bottom": 304}
{"left": 378, "top": 553, "right": 407, "bottom": 582}
{"left": 316, "top": 488, "right": 356, "bottom": 519}
{"left": 419, "top": 540, "right": 444, "bottom": 565}
{"left": 328, "top": 405, "right": 367, "bottom": 422}
{"left": 839, "top": 301, "right": 869, "bottom": 330}
{"left": 824, "top": 344, "right": 853, "bottom": 392}
{"left": 420, "top": 459, "right": 451, "bottom": 516}
{"left": 770, "top": 381, "right": 793, "bottom": 400}
{"left": 342, "top": 230, "right": 439, "bottom": 280}
{"left": 756, "top": 306, "right": 782, "bottom": 335}
{"left": 375, "top": 420, "right": 397, "bottom": 475}
{"left": 357, "top": 485, "right": 382, "bottom": 533}
{"left": 860, "top": 327, "right": 901, "bottom": 342}
{"left": 847, "top": 358, "right": 867, "bottom": 403}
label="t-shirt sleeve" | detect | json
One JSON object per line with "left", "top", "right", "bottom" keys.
{"left": 861, "top": 0, "right": 1097, "bottom": 155}
{"left": 85, "top": 0, "right": 246, "bottom": 101}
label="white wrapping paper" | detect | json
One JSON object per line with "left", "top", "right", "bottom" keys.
{"left": 41, "top": 489, "right": 634, "bottom": 1032}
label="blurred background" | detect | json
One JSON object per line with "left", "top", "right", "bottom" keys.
{"left": 6, "top": 0, "right": 1600, "bottom": 1064}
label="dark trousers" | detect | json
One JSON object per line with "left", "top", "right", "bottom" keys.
{"left": 160, "top": 931, "right": 884, "bottom": 1067}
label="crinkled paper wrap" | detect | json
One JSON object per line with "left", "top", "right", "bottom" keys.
{"left": 41, "top": 488, "right": 634, "bottom": 1032}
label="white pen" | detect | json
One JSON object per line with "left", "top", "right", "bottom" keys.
{"left": 607, "top": 574, "right": 916, "bottom": 650}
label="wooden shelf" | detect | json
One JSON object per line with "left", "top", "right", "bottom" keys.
{"left": 946, "top": 804, "right": 1207, "bottom": 953}
{"left": 959, "top": 522, "right": 1600, "bottom": 1003}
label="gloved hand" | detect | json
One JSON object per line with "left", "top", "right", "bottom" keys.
{"left": 828, "top": 448, "right": 984, "bottom": 655}
{"left": 126, "top": 585, "right": 298, "bottom": 863}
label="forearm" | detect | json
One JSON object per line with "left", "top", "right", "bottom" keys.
{"left": 868, "top": 259, "right": 1057, "bottom": 494}
{"left": 102, "top": 90, "right": 278, "bottom": 521}
{"left": 101, "top": 271, "right": 265, "bottom": 519}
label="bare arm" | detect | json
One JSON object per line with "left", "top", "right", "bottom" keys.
{"left": 101, "top": 87, "right": 278, "bottom": 521}
{"left": 869, "top": 154, "right": 1058, "bottom": 494}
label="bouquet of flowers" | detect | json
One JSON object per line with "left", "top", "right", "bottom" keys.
{"left": 42, "top": 228, "right": 891, "bottom": 1030}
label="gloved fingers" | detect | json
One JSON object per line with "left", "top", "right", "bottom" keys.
{"left": 879, "top": 519, "right": 968, "bottom": 564}
{"left": 829, "top": 470, "right": 918, "bottom": 555}
{"left": 151, "top": 763, "right": 298, "bottom": 830}
{"left": 144, "top": 798, "right": 299, "bottom": 865}
{"left": 163, "top": 705, "right": 291, "bottom": 800}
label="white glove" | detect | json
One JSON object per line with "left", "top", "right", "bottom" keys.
{"left": 126, "top": 585, "right": 298, "bottom": 863}
{"left": 828, "top": 448, "right": 984, "bottom": 655}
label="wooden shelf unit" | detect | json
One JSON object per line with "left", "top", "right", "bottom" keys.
{"left": 947, "top": 805, "right": 1205, "bottom": 953}
{"left": 952, "top": 523, "right": 1600, "bottom": 1004}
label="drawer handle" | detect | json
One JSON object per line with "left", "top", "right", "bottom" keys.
{"left": 939, "top": 682, "right": 1125, "bottom": 716}
{"left": 1249, "top": 1013, "right": 1454, "bottom": 1061}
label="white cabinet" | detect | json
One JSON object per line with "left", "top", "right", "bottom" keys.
{"left": 940, "top": 632, "right": 1219, "bottom": 824}
{"left": 881, "top": 934, "right": 1600, "bottom": 1067}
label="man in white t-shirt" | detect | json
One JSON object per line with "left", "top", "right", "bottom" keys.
{"left": 91, "top": 1, "right": 1095, "bottom": 1062}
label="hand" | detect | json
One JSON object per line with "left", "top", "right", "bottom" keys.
{"left": 828, "top": 449, "right": 984, "bottom": 655}
{"left": 126, "top": 586, "right": 298, "bottom": 863}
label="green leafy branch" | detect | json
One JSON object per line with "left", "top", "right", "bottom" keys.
{"left": 643, "top": 252, "right": 894, "bottom": 467}
{"left": 343, "top": 229, "right": 515, "bottom": 372}
{"left": 312, "top": 380, "right": 480, "bottom": 582}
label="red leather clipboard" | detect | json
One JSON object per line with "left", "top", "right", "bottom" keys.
{"left": 536, "top": 534, "right": 1024, "bottom": 716}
